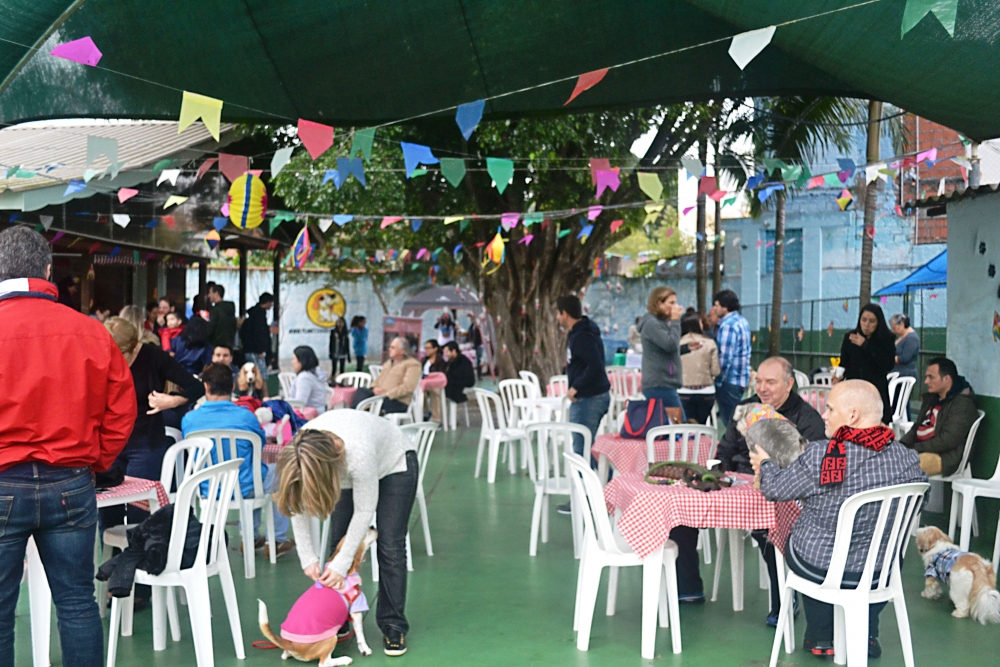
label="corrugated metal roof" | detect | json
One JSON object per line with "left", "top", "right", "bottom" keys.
{"left": 907, "top": 182, "right": 1000, "bottom": 210}
{"left": 0, "top": 120, "right": 232, "bottom": 192}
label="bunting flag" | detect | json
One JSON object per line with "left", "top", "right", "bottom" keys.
{"left": 411, "top": 219, "right": 423, "bottom": 232}
{"left": 901, "top": 0, "right": 958, "bottom": 37}
{"left": 292, "top": 226, "right": 312, "bottom": 267}
{"left": 50, "top": 36, "right": 102, "bottom": 66}
{"left": 83, "top": 168, "right": 105, "bottom": 183}
{"left": 109, "top": 247, "right": 121, "bottom": 258}
{"left": 558, "top": 229, "right": 571, "bottom": 239}
{"left": 823, "top": 173, "right": 843, "bottom": 187}
{"left": 50, "top": 231, "right": 65, "bottom": 243}
{"left": 112, "top": 214, "right": 130, "bottom": 228}
{"left": 722, "top": 193, "right": 738, "bottom": 207}
{"left": 455, "top": 100, "right": 485, "bottom": 140}
{"left": 337, "top": 157, "right": 367, "bottom": 187}
{"left": 39, "top": 215, "right": 53, "bottom": 230}
{"left": 587, "top": 205, "right": 603, "bottom": 221}
{"left": 836, "top": 188, "right": 854, "bottom": 211}
{"left": 698, "top": 176, "right": 718, "bottom": 198}
{"left": 443, "top": 215, "right": 463, "bottom": 225}
{"left": 746, "top": 172, "right": 766, "bottom": 190}
{"left": 637, "top": 172, "right": 663, "bottom": 200}
{"left": 416, "top": 248, "right": 429, "bottom": 260}
{"left": 595, "top": 168, "right": 620, "bottom": 198}
{"left": 589, "top": 158, "right": 611, "bottom": 185}
{"left": 164, "top": 195, "right": 188, "bottom": 209}
{"left": 196, "top": 157, "right": 218, "bottom": 180}
{"left": 162, "top": 216, "right": 175, "bottom": 228}
{"left": 866, "top": 163, "right": 888, "bottom": 183}
{"left": 271, "top": 147, "right": 294, "bottom": 177}
{"left": 709, "top": 189, "right": 727, "bottom": 202}
{"left": 63, "top": 180, "right": 86, "bottom": 196}
{"left": 728, "top": 25, "right": 776, "bottom": 69}
{"left": 916, "top": 148, "right": 938, "bottom": 163}
{"left": 610, "top": 219, "right": 624, "bottom": 233}
{"left": 205, "top": 229, "right": 221, "bottom": 250}
{"left": 334, "top": 214, "right": 353, "bottom": 227}
{"left": 453, "top": 243, "right": 463, "bottom": 258}
{"left": 460, "top": 220, "right": 470, "bottom": 233}
{"left": 86, "top": 136, "right": 120, "bottom": 178}
{"left": 681, "top": 156, "right": 704, "bottom": 178}
{"left": 807, "top": 175, "right": 824, "bottom": 189}
{"left": 440, "top": 158, "right": 466, "bottom": 187}
{"left": 518, "top": 235, "right": 534, "bottom": 246}
{"left": 400, "top": 142, "right": 440, "bottom": 177}
{"left": 565, "top": 68, "right": 609, "bottom": 105}
{"left": 322, "top": 170, "right": 342, "bottom": 188}
{"left": 486, "top": 233, "right": 505, "bottom": 264}
{"left": 645, "top": 202, "right": 665, "bottom": 224}
{"left": 297, "top": 119, "right": 334, "bottom": 159}
{"left": 381, "top": 216, "right": 403, "bottom": 229}
{"left": 486, "top": 158, "right": 514, "bottom": 194}
{"left": 213, "top": 217, "right": 228, "bottom": 231}
{"left": 88, "top": 242, "right": 102, "bottom": 254}
{"left": 178, "top": 91, "right": 223, "bottom": 141}
{"left": 501, "top": 212, "right": 520, "bottom": 231}
{"left": 266, "top": 239, "right": 279, "bottom": 251}
{"left": 155, "top": 169, "right": 179, "bottom": 187}
{"left": 146, "top": 218, "right": 159, "bottom": 228}
{"left": 350, "top": 128, "right": 375, "bottom": 161}
{"left": 577, "top": 224, "right": 593, "bottom": 242}
{"left": 219, "top": 154, "right": 249, "bottom": 182}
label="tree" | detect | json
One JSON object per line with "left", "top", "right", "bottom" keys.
{"left": 271, "top": 105, "right": 724, "bottom": 379}
{"left": 858, "top": 100, "right": 883, "bottom": 306}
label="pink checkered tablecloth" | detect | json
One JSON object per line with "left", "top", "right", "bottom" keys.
{"left": 604, "top": 472, "right": 800, "bottom": 559}
{"left": 592, "top": 432, "right": 713, "bottom": 475}
{"left": 96, "top": 476, "right": 169, "bottom": 512}
{"left": 328, "top": 386, "right": 357, "bottom": 409}
{"left": 263, "top": 443, "right": 282, "bottom": 465}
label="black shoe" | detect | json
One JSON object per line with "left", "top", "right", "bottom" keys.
{"left": 868, "top": 637, "right": 882, "bottom": 659}
{"left": 677, "top": 592, "right": 705, "bottom": 604}
{"left": 803, "top": 639, "right": 835, "bottom": 657}
{"left": 383, "top": 633, "right": 407, "bottom": 656}
{"left": 337, "top": 620, "right": 354, "bottom": 641}
{"left": 556, "top": 502, "right": 572, "bottom": 515}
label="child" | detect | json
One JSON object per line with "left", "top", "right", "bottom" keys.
{"left": 158, "top": 312, "right": 186, "bottom": 352}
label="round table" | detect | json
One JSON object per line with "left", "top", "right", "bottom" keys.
{"left": 591, "top": 432, "right": 716, "bottom": 482}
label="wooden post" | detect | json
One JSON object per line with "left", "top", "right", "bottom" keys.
{"left": 238, "top": 247, "right": 248, "bottom": 318}
{"left": 272, "top": 249, "right": 282, "bottom": 368}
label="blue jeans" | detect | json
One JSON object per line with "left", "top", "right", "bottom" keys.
{"left": 716, "top": 382, "right": 746, "bottom": 427}
{"left": 642, "top": 386, "right": 686, "bottom": 421}
{"left": 0, "top": 463, "right": 104, "bottom": 667}
{"left": 253, "top": 465, "right": 289, "bottom": 542}
{"left": 569, "top": 392, "right": 611, "bottom": 462}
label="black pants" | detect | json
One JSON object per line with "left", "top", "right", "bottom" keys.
{"left": 326, "top": 451, "right": 418, "bottom": 636}
{"left": 680, "top": 394, "right": 715, "bottom": 425}
{"left": 333, "top": 357, "right": 347, "bottom": 375}
{"left": 356, "top": 355, "right": 366, "bottom": 373}
{"left": 670, "top": 526, "right": 704, "bottom": 596}
{"left": 351, "top": 387, "right": 408, "bottom": 414}
{"left": 787, "top": 547, "right": 887, "bottom": 643}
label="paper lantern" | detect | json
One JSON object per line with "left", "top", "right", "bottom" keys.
{"left": 228, "top": 173, "right": 268, "bottom": 229}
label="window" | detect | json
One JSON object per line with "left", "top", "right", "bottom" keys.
{"left": 765, "top": 228, "right": 802, "bottom": 273}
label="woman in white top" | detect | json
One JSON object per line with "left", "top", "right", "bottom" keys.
{"left": 288, "top": 346, "right": 327, "bottom": 411}
{"left": 275, "top": 410, "right": 418, "bottom": 656}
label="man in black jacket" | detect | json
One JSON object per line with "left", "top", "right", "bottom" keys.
{"left": 442, "top": 341, "right": 476, "bottom": 404}
{"left": 239, "top": 292, "right": 273, "bottom": 378}
{"left": 207, "top": 284, "right": 237, "bottom": 349}
{"left": 556, "top": 295, "right": 611, "bottom": 459}
{"left": 716, "top": 356, "right": 826, "bottom": 624}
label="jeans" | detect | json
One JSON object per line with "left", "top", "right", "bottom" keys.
{"left": 253, "top": 465, "right": 289, "bottom": 542}
{"left": 680, "top": 393, "right": 715, "bottom": 425}
{"left": 0, "top": 463, "right": 104, "bottom": 667}
{"left": 326, "top": 451, "right": 418, "bottom": 636}
{"left": 351, "top": 387, "right": 408, "bottom": 414}
{"left": 569, "top": 391, "right": 611, "bottom": 462}
{"left": 245, "top": 352, "right": 269, "bottom": 380}
{"left": 332, "top": 357, "right": 347, "bottom": 376}
{"left": 642, "top": 386, "right": 686, "bottom": 421}
{"left": 715, "top": 382, "right": 745, "bottom": 427}
{"left": 100, "top": 439, "right": 167, "bottom": 528}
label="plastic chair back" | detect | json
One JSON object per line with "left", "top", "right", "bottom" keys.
{"left": 547, "top": 375, "right": 569, "bottom": 397}
{"left": 818, "top": 482, "right": 928, "bottom": 594}
{"left": 161, "top": 459, "right": 242, "bottom": 575}
{"left": 473, "top": 388, "right": 507, "bottom": 433}
{"left": 887, "top": 376, "right": 917, "bottom": 424}
{"left": 278, "top": 372, "right": 296, "bottom": 398}
{"left": 518, "top": 371, "right": 543, "bottom": 398}
{"left": 164, "top": 427, "right": 183, "bottom": 445}
{"left": 564, "top": 451, "right": 628, "bottom": 556}
{"left": 608, "top": 368, "right": 640, "bottom": 399}
{"left": 336, "top": 371, "right": 373, "bottom": 389}
{"left": 793, "top": 369, "right": 810, "bottom": 390}
{"left": 798, "top": 385, "right": 830, "bottom": 412}
{"left": 400, "top": 422, "right": 439, "bottom": 487}
{"left": 355, "top": 395, "right": 384, "bottom": 414}
{"left": 812, "top": 372, "right": 833, "bottom": 387}
{"left": 527, "top": 422, "right": 591, "bottom": 486}
{"left": 185, "top": 429, "right": 264, "bottom": 502}
{"left": 499, "top": 379, "right": 535, "bottom": 425}
{"left": 644, "top": 425, "right": 717, "bottom": 465}
{"left": 159, "top": 437, "right": 214, "bottom": 502}
{"left": 886, "top": 371, "right": 900, "bottom": 383}
{"left": 368, "top": 364, "right": 382, "bottom": 379}
{"left": 944, "top": 410, "right": 986, "bottom": 481}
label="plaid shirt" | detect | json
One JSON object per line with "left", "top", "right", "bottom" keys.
{"left": 715, "top": 311, "right": 751, "bottom": 387}
{"left": 760, "top": 438, "right": 926, "bottom": 573}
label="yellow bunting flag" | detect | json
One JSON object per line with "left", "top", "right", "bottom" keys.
{"left": 164, "top": 195, "right": 188, "bottom": 209}
{"left": 443, "top": 216, "right": 463, "bottom": 225}
{"left": 178, "top": 91, "right": 223, "bottom": 141}
{"left": 637, "top": 172, "right": 663, "bottom": 201}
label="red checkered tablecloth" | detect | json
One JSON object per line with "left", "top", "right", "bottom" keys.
{"left": 263, "top": 443, "right": 283, "bottom": 465}
{"left": 604, "top": 472, "right": 800, "bottom": 559}
{"left": 592, "top": 433, "right": 714, "bottom": 475}
{"left": 328, "top": 386, "right": 357, "bottom": 409}
{"left": 96, "top": 476, "right": 170, "bottom": 512}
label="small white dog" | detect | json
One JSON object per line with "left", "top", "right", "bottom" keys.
{"left": 916, "top": 526, "right": 1000, "bottom": 624}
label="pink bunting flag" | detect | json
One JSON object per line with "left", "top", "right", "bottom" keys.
{"left": 589, "top": 158, "right": 611, "bottom": 186}
{"left": 666, "top": 228, "right": 674, "bottom": 237}
{"left": 416, "top": 248, "right": 429, "bottom": 260}
{"left": 565, "top": 68, "right": 609, "bottom": 106}
{"left": 380, "top": 216, "right": 403, "bottom": 229}
{"left": 248, "top": 169, "right": 263, "bottom": 177}
{"left": 220, "top": 202, "right": 230, "bottom": 217}
{"left": 501, "top": 212, "right": 520, "bottom": 231}
{"left": 587, "top": 205, "right": 603, "bottom": 220}
{"left": 519, "top": 235, "right": 534, "bottom": 245}
{"left": 117, "top": 188, "right": 138, "bottom": 203}
{"left": 894, "top": 205, "right": 903, "bottom": 216}
{"left": 709, "top": 189, "right": 727, "bottom": 202}
{"left": 682, "top": 205, "right": 695, "bottom": 216}
{"left": 698, "top": 176, "right": 718, "bottom": 198}
{"left": 595, "top": 168, "right": 620, "bottom": 198}
{"left": 866, "top": 226, "right": 875, "bottom": 239}
{"left": 610, "top": 219, "right": 624, "bottom": 233}
{"left": 195, "top": 158, "right": 218, "bottom": 180}
{"left": 806, "top": 175, "right": 824, "bottom": 189}
{"left": 51, "top": 231, "right": 65, "bottom": 243}
{"left": 756, "top": 240, "right": 763, "bottom": 248}
{"left": 50, "top": 37, "right": 102, "bottom": 67}
{"left": 219, "top": 154, "right": 249, "bottom": 182}
{"left": 765, "top": 240, "right": 775, "bottom": 248}
{"left": 916, "top": 148, "right": 938, "bottom": 164}
{"left": 297, "top": 119, "right": 335, "bottom": 159}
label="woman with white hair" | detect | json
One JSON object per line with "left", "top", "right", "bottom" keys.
{"left": 889, "top": 313, "right": 919, "bottom": 379}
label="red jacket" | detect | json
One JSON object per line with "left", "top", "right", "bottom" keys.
{"left": 0, "top": 278, "right": 136, "bottom": 471}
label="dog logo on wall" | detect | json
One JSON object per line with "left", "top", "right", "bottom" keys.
{"left": 306, "top": 288, "right": 347, "bottom": 328}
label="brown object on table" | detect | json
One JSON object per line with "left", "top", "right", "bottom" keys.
{"left": 645, "top": 461, "right": 733, "bottom": 492}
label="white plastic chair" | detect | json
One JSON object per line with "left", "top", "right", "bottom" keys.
{"left": 886, "top": 371, "right": 899, "bottom": 383}
{"left": 472, "top": 388, "right": 532, "bottom": 484}
{"left": 812, "top": 372, "right": 833, "bottom": 387}
{"left": 526, "top": 422, "right": 591, "bottom": 557}
{"left": 499, "top": 378, "right": 538, "bottom": 429}
{"left": 107, "top": 459, "right": 247, "bottom": 667}
{"left": 948, "top": 412, "right": 996, "bottom": 562}
{"left": 798, "top": 385, "right": 830, "bottom": 413}
{"left": 768, "top": 482, "right": 928, "bottom": 667}
{"left": 185, "top": 429, "right": 275, "bottom": 579}
{"left": 547, "top": 374, "right": 569, "bottom": 397}
{"left": 355, "top": 395, "right": 385, "bottom": 415}
{"left": 644, "top": 425, "right": 718, "bottom": 466}
{"left": 400, "top": 422, "right": 439, "bottom": 556}
{"left": 368, "top": 364, "right": 382, "bottom": 379}
{"left": 564, "top": 451, "right": 681, "bottom": 658}
{"left": 336, "top": 371, "right": 372, "bottom": 388}
{"left": 277, "top": 371, "right": 296, "bottom": 398}
{"left": 518, "top": 370, "right": 543, "bottom": 398}
{"left": 607, "top": 368, "right": 641, "bottom": 421}
{"left": 386, "top": 384, "right": 422, "bottom": 427}
{"left": 793, "top": 369, "right": 810, "bottom": 389}
{"left": 888, "top": 376, "right": 916, "bottom": 424}
{"left": 446, "top": 396, "right": 471, "bottom": 430}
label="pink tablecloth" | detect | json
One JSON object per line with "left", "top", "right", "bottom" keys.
{"left": 328, "top": 386, "right": 357, "bottom": 409}
{"left": 604, "top": 472, "right": 800, "bottom": 558}
{"left": 97, "top": 476, "right": 170, "bottom": 512}
{"left": 263, "top": 443, "right": 282, "bottom": 465}
{"left": 592, "top": 432, "right": 713, "bottom": 474}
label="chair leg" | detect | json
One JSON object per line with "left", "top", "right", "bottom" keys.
{"left": 218, "top": 554, "right": 247, "bottom": 660}
{"left": 121, "top": 588, "right": 135, "bottom": 637}
{"left": 474, "top": 435, "right": 486, "bottom": 478}
{"left": 575, "top": 557, "right": 603, "bottom": 651}
{"left": 759, "top": 550, "right": 769, "bottom": 590}
{"left": 711, "top": 528, "right": 726, "bottom": 602}
{"left": 972, "top": 499, "right": 980, "bottom": 537}
{"left": 640, "top": 551, "right": 663, "bottom": 660}
{"left": 107, "top": 597, "right": 122, "bottom": 667}
{"left": 768, "top": 585, "right": 794, "bottom": 667}
{"left": 265, "top": 499, "right": 277, "bottom": 565}
{"left": 463, "top": 403, "right": 470, "bottom": 427}
{"left": 151, "top": 585, "right": 167, "bottom": 651}
{"left": 239, "top": 503, "right": 256, "bottom": 579}
{"left": 522, "top": 437, "right": 536, "bottom": 481}
{"left": 370, "top": 541, "right": 379, "bottom": 582}
{"left": 606, "top": 566, "right": 619, "bottom": 616}
{"left": 165, "top": 587, "right": 181, "bottom": 642}
{"left": 774, "top": 550, "right": 793, "bottom": 654}
{"left": 959, "top": 494, "right": 976, "bottom": 551}
{"left": 892, "top": 586, "right": 916, "bottom": 667}
{"left": 416, "top": 486, "right": 433, "bottom": 556}
{"left": 948, "top": 489, "right": 961, "bottom": 540}
{"left": 184, "top": 577, "right": 216, "bottom": 667}
{"left": 833, "top": 605, "right": 846, "bottom": 665}
{"left": 993, "top": 513, "right": 1000, "bottom": 568}
{"left": 573, "top": 549, "right": 587, "bottom": 631}
{"left": 98, "top": 542, "right": 114, "bottom": 618}
{"left": 320, "top": 517, "right": 332, "bottom": 563}
{"left": 663, "top": 552, "right": 682, "bottom": 654}
{"left": 840, "top": 602, "right": 869, "bottom": 667}
{"left": 405, "top": 533, "right": 413, "bottom": 572}
{"left": 487, "top": 435, "right": 500, "bottom": 484}
{"left": 529, "top": 487, "right": 544, "bottom": 557}
{"left": 728, "top": 530, "right": 745, "bottom": 612}
{"left": 699, "top": 528, "right": 712, "bottom": 565}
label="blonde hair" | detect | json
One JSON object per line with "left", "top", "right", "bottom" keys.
{"left": 118, "top": 304, "right": 159, "bottom": 344}
{"left": 646, "top": 286, "right": 677, "bottom": 316}
{"left": 104, "top": 317, "right": 139, "bottom": 357}
{"left": 273, "top": 429, "right": 347, "bottom": 518}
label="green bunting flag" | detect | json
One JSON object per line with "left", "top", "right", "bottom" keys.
{"left": 459, "top": 219, "right": 470, "bottom": 233}
{"left": 350, "top": 128, "right": 376, "bottom": 161}
{"left": 440, "top": 158, "right": 466, "bottom": 188}
{"left": 486, "top": 158, "right": 514, "bottom": 194}
{"left": 901, "top": 0, "right": 957, "bottom": 38}
{"left": 558, "top": 228, "right": 571, "bottom": 239}
{"left": 522, "top": 212, "right": 544, "bottom": 227}
{"left": 151, "top": 159, "right": 174, "bottom": 173}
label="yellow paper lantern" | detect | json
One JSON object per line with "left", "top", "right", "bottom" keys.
{"left": 228, "top": 173, "right": 268, "bottom": 229}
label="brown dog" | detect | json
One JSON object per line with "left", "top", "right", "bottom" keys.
{"left": 916, "top": 526, "right": 1000, "bottom": 624}
{"left": 259, "top": 529, "right": 378, "bottom": 665}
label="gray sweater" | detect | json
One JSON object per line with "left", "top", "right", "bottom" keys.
{"left": 638, "top": 313, "right": 683, "bottom": 390}
{"left": 893, "top": 331, "right": 920, "bottom": 378}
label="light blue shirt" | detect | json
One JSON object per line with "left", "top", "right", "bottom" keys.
{"left": 182, "top": 400, "right": 267, "bottom": 499}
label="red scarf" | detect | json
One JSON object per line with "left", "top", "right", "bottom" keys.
{"left": 819, "top": 425, "right": 895, "bottom": 486}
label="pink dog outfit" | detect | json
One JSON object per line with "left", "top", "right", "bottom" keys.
{"left": 280, "top": 572, "right": 369, "bottom": 643}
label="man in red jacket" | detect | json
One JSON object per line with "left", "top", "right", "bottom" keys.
{"left": 0, "top": 227, "right": 136, "bottom": 667}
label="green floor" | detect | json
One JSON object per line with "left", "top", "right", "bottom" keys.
{"left": 15, "top": 427, "right": 1000, "bottom": 666}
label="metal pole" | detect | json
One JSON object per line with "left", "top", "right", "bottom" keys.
{"left": 272, "top": 250, "right": 281, "bottom": 369}
{"left": 238, "top": 247, "right": 248, "bottom": 318}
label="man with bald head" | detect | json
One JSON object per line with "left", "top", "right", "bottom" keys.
{"left": 751, "top": 380, "right": 925, "bottom": 658}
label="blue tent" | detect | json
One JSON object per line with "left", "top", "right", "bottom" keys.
{"left": 874, "top": 250, "right": 947, "bottom": 296}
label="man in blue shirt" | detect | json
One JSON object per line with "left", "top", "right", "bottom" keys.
{"left": 712, "top": 290, "right": 752, "bottom": 427}
{"left": 182, "top": 363, "right": 294, "bottom": 557}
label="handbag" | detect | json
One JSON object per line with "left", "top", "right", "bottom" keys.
{"left": 619, "top": 399, "right": 683, "bottom": 438}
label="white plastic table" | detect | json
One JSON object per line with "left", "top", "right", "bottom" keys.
{"left": 513, "top": 396, "right": 567, "bottom": 424}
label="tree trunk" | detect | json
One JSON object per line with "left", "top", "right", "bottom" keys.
{"left": 695, "top": 142, "right": 708, "bottom": 313}
{"left": 768, "top": 190, "right": 786, "bottom": 357}
{"left": 712, "top": 197, "right": 722, "bottom": 297}
{"left": 858, "top": 99, "right": 882, "bottom": 305}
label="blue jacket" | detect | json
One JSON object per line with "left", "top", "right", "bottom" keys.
{"left": 350, "top": 326, "right": 369, "bottom": 357}
{"left": 181, "top": 400, "right": 267, "bottom": 499}
{"left": 171, "top": 337, "right": 213, "bottom": 376}
{"left": 566, "top": 317, "right": 611, "bottom": 398}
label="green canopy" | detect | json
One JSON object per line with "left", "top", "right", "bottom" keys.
{"left": 2, "top": 1, "right": 998, "bottom": 139}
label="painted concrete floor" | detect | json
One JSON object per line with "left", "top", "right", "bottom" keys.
{"left": 14, "top": 426, "right": 1000, "bottom": 666}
